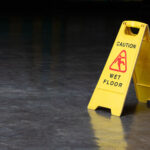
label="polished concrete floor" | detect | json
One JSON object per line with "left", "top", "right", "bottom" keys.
{"left": 0, "top": 15, "right": 150, "bottom": 150}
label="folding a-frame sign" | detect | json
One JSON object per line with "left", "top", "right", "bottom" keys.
{"left": 88, "top": 21, "right": 150, "bottom": 116}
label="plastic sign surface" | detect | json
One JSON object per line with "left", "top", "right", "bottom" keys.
{"left": 88, "top": 21, "right": 150, "bottom": 116}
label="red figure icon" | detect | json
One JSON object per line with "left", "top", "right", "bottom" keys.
{"left": 109, "top": 50, "right": 127, "bottom": 73}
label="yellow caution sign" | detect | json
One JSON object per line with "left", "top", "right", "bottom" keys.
{"left": 88, "top": 21, "right": 150, "bottom": 116}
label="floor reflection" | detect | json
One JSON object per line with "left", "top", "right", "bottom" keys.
{"left": 88, "top": 110, "right": 127, "bottom": 150}
{"left": 88, "top": 102, "right": 150, "bottom": 150}
{"left": 6, "top": 16, "right": 67, "bottom": 91}
{"left": 124, "top": 103, "right": 150, "bottom": 150}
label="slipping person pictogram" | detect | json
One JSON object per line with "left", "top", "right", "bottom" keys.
{"left": 109, "top": 50, "right": 127, "bottom": 73}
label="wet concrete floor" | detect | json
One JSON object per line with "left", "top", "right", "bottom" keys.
{"left": 0, "top": 14, "right": 150, "bottom": 150}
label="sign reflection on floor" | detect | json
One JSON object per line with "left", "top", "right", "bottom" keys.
{"left": 88, "top": 110, "right": 127, "bottom": 150}
{"left": 88, "top": 102, "right": 150, "bottom": 150}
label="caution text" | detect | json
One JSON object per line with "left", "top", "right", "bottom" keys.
{"left": 117, "top": 41, "right": 136, "bottom": 49}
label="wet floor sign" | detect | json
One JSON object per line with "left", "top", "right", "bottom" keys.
{"left": 88, "top": 21, "right": 150, "bottom": 116}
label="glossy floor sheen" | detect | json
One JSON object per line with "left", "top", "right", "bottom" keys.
{"left": 0, "top": 15, "right": 150, "bottom": 150}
